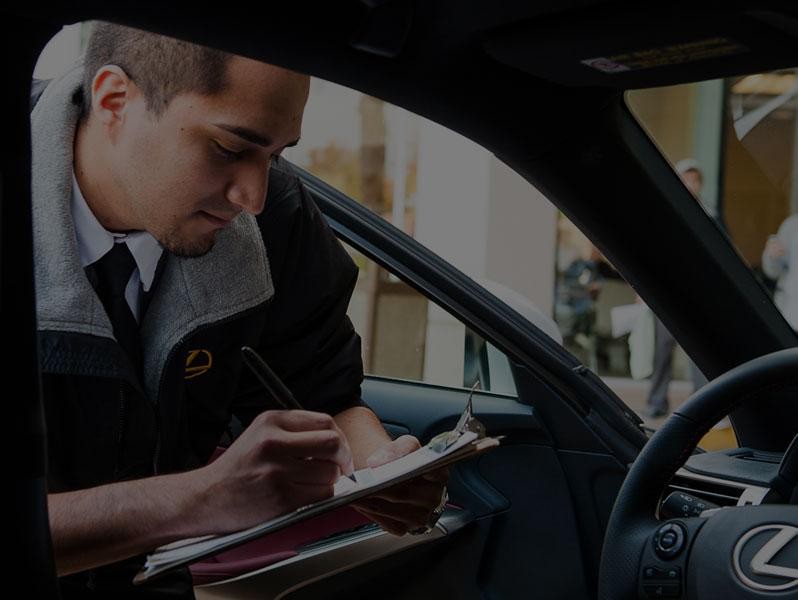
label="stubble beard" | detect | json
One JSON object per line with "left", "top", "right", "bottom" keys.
{"left": 158, "top": 223, "right": 216, "bottom": 258}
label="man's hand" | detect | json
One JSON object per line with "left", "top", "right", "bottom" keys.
{"left": 194, "top": 410, "right": 354, "bottom": 535}
{"left": 765, "top": 236, "right": 786, "bottom": 260}
{"left": 47, "top": 409, "right": 353, "bottom": 576}
{"left": 351, "top": 435, "right": 449, "bottom": 536}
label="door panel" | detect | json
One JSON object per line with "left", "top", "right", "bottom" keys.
{"left": 196, "top": 376, "right": 604, "bottom": 599}
{"left": 281, "top": 377, "right": 595, "bottom": 599}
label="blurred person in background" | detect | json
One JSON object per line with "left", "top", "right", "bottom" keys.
{"left": 762, "top": 213, "right": 798, "bottom": 331}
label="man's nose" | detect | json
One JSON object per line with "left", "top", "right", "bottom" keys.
{"left": 226, "top": 162, "right": 270, "bottom": 216}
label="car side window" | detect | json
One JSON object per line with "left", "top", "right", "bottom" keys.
{"left": 341, "top": 240, "right": 518, "bottom": 395}
{"left": 286, "top": 79, "right": 671, "bottom": 405}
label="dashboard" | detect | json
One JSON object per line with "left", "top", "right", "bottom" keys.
{"left": 659, "top": 443, "right": 797, "bottom": 519}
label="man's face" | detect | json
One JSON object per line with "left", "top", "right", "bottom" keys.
{"left": 104, "top": 56, "right": 308, "bottom": 257}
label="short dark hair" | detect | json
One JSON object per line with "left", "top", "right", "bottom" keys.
{"left": 81, "top": 21, "right": 231, "bottom": 118}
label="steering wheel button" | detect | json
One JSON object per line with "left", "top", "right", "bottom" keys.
{"left": 643, "top": 583, "right": 681, "bottom": 598}
{"left": 644, "top": 566, "right": 665, "bottom": 579}
{"left": 654, "top": 522, "right": 687, "bottom": 559}
{"left": 660, "top": 531, "right": 677, "bottom": 548}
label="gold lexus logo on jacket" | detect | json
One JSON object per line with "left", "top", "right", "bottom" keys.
{"left": 185, "top": 349, "right": 213, "bottom": 379}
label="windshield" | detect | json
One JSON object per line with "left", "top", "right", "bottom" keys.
{"left": 627, "top": 68, "right": 798, "bottom": 333}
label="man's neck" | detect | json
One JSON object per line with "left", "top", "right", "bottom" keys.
{"left": 73, "top": 119, "right": 137, "bottom": 234}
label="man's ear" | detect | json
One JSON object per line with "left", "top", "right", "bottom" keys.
{"left": 90, "top": 65, "right": 139, "bottom": 128}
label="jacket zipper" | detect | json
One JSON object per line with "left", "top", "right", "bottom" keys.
{"left": 113, "top": 376, "right": 162, "bottom": 477}
{"left": 152, "top": 406, "right": 161, "bottom": 476}
{"left": 113, "top": 383, "right": 127, "bottom": 479}
{"left": 114, "top": 372, "right": 160, "bottom": 478}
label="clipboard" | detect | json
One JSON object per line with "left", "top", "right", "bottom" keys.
{"left": 134, "top": 389, "right": 501, "bottom": 584}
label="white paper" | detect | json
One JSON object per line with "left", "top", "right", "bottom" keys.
{"left": 333, "top": 430, "right": 477, "bottom": 495}
{"left": 144, "top": 430, "right": 478, "bottom": 569}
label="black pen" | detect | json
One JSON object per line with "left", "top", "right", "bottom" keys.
{"left": 241, "top": 346, "right": 303, "bottom": 410}
{"left": 241, "top": 346, "right": 357, "bottom": 482}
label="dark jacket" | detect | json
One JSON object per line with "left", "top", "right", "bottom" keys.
{"left": 40, "top": 162, "right": 365, "bottom": 490}
{"left": 32, "top": 64, "right": 364, "bottom": 597}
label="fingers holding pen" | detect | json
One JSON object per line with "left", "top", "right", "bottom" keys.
{"left": 210, "top": 410, "right": 354, "bottom": 481}
{"left": 251, "top": 411, "right": 355, "bottom": 475}
{"left": 239, "top": 348, "right": 356, "bottom": 477}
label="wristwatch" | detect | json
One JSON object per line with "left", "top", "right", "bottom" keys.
{"left": 409, "top": 486, "right": 449, "bottom": 535}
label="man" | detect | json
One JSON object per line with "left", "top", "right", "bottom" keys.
{"left": 643, "top": 159, "right": 709, "bottom": 418}
{"left": 32, "top": 22, "right": 446, "bottom": 598}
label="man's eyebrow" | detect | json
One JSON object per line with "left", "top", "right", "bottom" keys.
{"left": 214, "top": 123, "right": 300, "bottom": 149}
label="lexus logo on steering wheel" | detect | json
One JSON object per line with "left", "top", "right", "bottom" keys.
{"left": 733, "top": 524, "right": 798, "bottom": 592}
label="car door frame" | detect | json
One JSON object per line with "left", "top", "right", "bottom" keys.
{"left": 299, "top": 167, "right": 649, "bottom": 459}
{"left": 297, "top": 165, "right": 655, "bottom": 596}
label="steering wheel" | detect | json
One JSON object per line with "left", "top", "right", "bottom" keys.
{"left": 598, "top": 347, "right": 798, "bottom": 599}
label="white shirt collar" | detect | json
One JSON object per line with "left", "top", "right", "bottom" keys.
{"left": 71, "top": 172, "right": 164, "bottom": 292}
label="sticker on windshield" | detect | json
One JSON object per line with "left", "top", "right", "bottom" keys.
{"left": 581, "top": 37, "right": 749, "bottom": 74}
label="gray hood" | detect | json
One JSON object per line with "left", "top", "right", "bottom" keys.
{"left": 31, "top": 60, "right": 274, "bottom": 402}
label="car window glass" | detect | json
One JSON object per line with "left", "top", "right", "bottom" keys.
{"left": 288, "top": 77, "right": 748, "bottom": 446}
{"left": 627, "top": 69, "right": 798, "bottom": 335}
{"left": 341, "top": 240, "right": 518, "bottom": 395}
{"left": 625, "top": 69, "right": 797, "bottom": 447}
{"left": 284, "top": 76, "right": 721, "bottom": 426}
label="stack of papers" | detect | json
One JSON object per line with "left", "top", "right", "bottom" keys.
{"left": 135, "top": 392, "right": 500, "bottom": 584}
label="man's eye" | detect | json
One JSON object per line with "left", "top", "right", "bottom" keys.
{"left": 213, "top": 141, "right": 243, "bottom": 161}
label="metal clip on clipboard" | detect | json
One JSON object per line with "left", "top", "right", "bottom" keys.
{"left": 428, "top": 380, "right": 487, "bottom": 454}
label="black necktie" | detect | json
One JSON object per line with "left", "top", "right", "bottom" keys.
{"left": 91, "top": 242, "right": 143, "bottom": 374}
